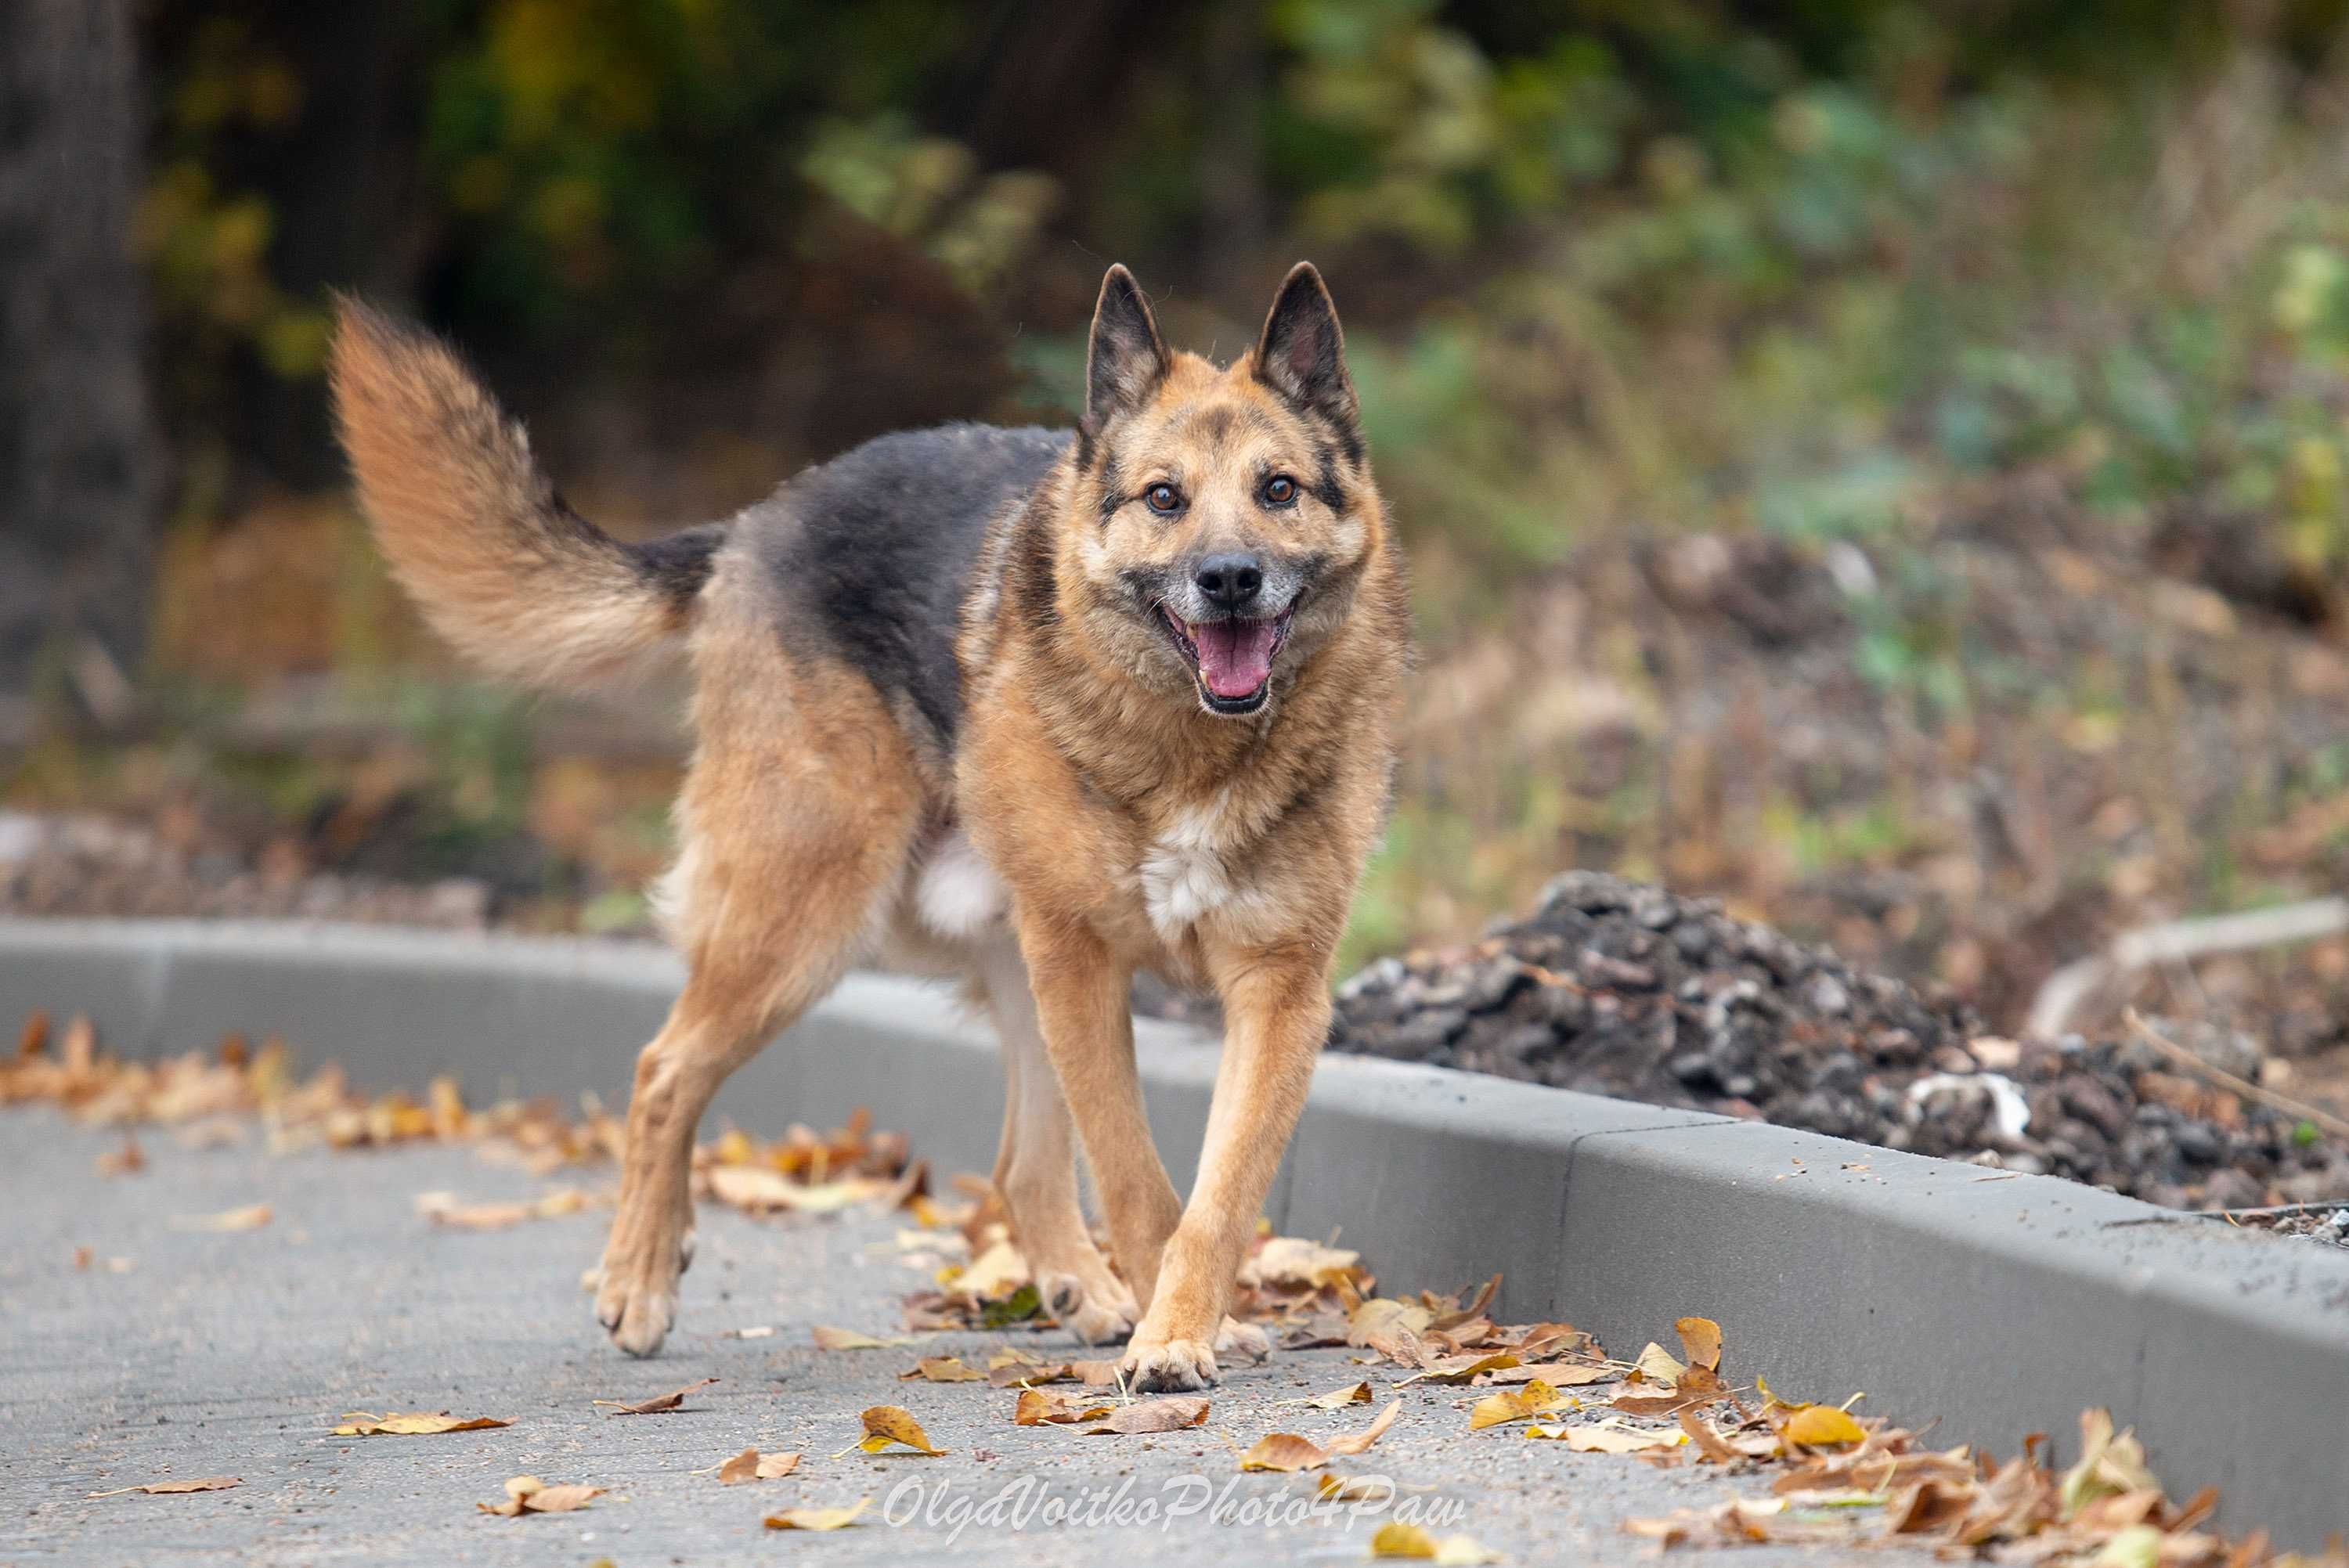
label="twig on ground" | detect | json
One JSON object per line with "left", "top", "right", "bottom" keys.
{"left": 2123, "top": 1010, "right": 2349, "bottom": 1144}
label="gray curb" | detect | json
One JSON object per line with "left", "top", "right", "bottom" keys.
{"left": 3, "top": 918, "right": 2344, "bottom": 1548}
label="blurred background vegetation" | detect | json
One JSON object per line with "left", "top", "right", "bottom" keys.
{"left": 16, "top": 0, "right": 2349, "bottom": 1058}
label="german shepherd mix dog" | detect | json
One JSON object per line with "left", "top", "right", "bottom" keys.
{"left": 330, "top": 264, "right": 1408, "bottom": 1390}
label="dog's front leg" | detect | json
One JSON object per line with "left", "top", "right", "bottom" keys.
{"left": 1015, "top": 914, "right": 1186, "bottom": 1313}
{"left": 1120, "top": 946, "right": 1330, "bottom": 1392}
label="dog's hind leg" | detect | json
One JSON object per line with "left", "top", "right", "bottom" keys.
{"left": 596, "top": 634, "right": 923, "bottom": 1356}
{"left": 977, "top": 938, "right": 1137, "bottom": 1346}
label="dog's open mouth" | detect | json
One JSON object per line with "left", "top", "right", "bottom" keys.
{"left": 1157, "top": 604, "right": 1295, "bottom": 714}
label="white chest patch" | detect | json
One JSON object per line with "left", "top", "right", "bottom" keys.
{"left": 1141, "top": 800, "right": 1240, "bottom": 942}
{"left": 916, "top": 831, "right": 1009, "bottom": 940}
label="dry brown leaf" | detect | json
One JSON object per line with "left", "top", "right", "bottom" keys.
{"left": 1239, "top": 1432, "right": 1330, "bottom": 1472}
{"left": 812, "top": 1325, "right": 911, "bottom": 1350}
{"left": 1484, "top": 1361, "right": 1612, "bottom": 1387}
{"left": 1315, "top": 1473, "right": 1393, "bottom": 1504}
{"left": 1537, "top": 1421, "right": 1685, "bottom": 1454}
{"left": 87, "top": 1476, "right": 242, "bottom": 1498}
{"left": 417, "top": 1188, "right": 588, "bottom": 1230}
{"left": 900, "top": 1356, "right": 985, "bottom": 1382}
{"left": 764, "top": 1498, "right": 871, "bottom": 1531}
{"left": 596, "top": 1377, "right": 717, "bottom": 1416}
{"left": 1298, "top": 1380, "right": 1373, "bottom": 1410}
{"left": 1397, "top": 1352, "right": 1520, "bottom": 1386}
{"left": 1084, "top": 1396, "right": 1210, "bottom": 1434}
{"left": 335, "top": 1411, "right": 511, "bottom": 1436}
{"left": 1676, "top": 1408, "right": 1748, "bottom": 1464}
{"left": 478, "top": 1476, "right": 604, "bottom": 1516}
{"left": 1468, "top": 1379, "right": 1567, "bottom": 1430}
{"left": 96, "top": 1136, "right": 144, "bottom": 1177}
{"left": 1014, "top": 1388, "right": 1113, "bottom": 1426}
{"left": 1346, "top": 1297, "right": 1434, "bottom": 1350}
{"left": 1629, "top": 1341, "right": 1687, "bottom": 1387}
{"left": 857, "top": 1404, "right": 946, "bottom": 1454}
{"left": 171, "top": 1202, "right": 271, "bottom": 1232}
{"left": 719, "top": 1447, "right": 801, "bottom": 1484}
{"left": 1675, "top": 1315, "right": 1723, "bottom": 1372}
{"left": 1326, "top": 1399, "right": 1403, "bottom": 1457}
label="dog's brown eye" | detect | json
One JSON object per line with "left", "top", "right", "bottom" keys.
{"left": 1262, "top": 475, "right": 1297, "bottom": 506}
{"left": 1145, "top": 483, "right": 1182, "bottom": 514}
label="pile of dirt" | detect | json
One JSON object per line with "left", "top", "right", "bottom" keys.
{"left": 1330, "top": 871, "right": 2349, "bottom": 1211}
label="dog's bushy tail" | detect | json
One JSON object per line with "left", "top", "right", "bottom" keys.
{"left": 328, "top": 299, "right": 724, "bottom": 691}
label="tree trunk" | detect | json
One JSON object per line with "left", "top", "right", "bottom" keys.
{"left": 0, "top": 0, "right": 156, "bottom": 730}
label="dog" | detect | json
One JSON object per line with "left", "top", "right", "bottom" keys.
{"left": 328, "top": 263, "right": 1409, "bottom": 1390}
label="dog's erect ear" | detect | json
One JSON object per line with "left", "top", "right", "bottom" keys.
{"left": 1084, "top": 265, "right": 1169, "bottom": 441}
{"left": 1252, "top": 262, "right": 1359, "bottom": 449}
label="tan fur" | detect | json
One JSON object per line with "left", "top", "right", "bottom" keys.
{"left": 332, "top": 265, "right": 1409, "bottom": 1390}
{"left": 329, "top": 302, "right": 691, "bottom": 689}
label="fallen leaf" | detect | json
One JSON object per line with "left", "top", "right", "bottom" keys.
{"left": 1483, "top": 1362, "right": 1611, "bottom": 1388}
{"left": 1782, "top": 1404, "right": 1867, "bottom": 1448}
{"left": 1469, "top": 1379, "right": 1567, "bottom": 1430}
{"left": 719, "top": 1447, "right": 802, "bottom": 1484}
{"left": 1326, "top": 1399, "right": 1402, "bottom": 1457}
{"left": 417, "top": 1188, "right": 588, "bottom": 1230}
{"left": 1630, "top": 1341, "right": 1687, "bottom": 1387}
{"left": 1316, "top": 1474, "right": 1392, "bottom": 1503}
{"left": 857, "top": 1404, "right": 946, "bottom": 1455}
{"left": 813, "top": 1325, "right": 911, "bottom": 1350}
{"left": 1014, "top": 1388, "right": 1113, "bottom": 1426}
{"left": 478, "top": 1476, "right": 604, "bottom": 1516}
{"left": 1239, "top": 1432, "right": 1329, "bottom": 1472}
{"left": 1242, "top": 1235, "right": 1364, "bottom": 1290}
{"left": 171, "top": 1202, "right": 271, "bottom": 1232}
{"left": 1397, "top": 1352, "right": 1520, "bottom": 1386}
{"left": 1677, "top": 1408, "right": 1747, "bottom": 1464}
{"left": 335, "top": 1411, "right": 511, "bottom": 1436}
{"left": 96, "top": 1136, "right": 144, "bottom": 1177}
{"left": 900, "top": 1356, "right": 985, "bottom": 1382}
{"left": 764, "top": 1498, "right": 872, "bottom": 1531}
{"left": 1084, "top": 1396, "right": 1211, "bottom": 1434}
{"left": 1675, "top": 1315, "right": 1723, "bottom": 1372}
{"left": 1298, "top": 1381, "right": 1373, "bottom": 1410}
{"left": 596, "top": 1377, "right": 717, "bottom": 1416}
{"left": 1369, "top": 1522, "right": 1503, "bottom": 1563}
{"left": 87, "top": 1476, "right": 242, "bottom": 1498}
{"left": 1543, "top": 1422, "right": 1686, "bottom": 1454}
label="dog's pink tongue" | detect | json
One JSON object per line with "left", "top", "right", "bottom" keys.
{"left": 1192, "top": 618, "right": 1276, "bottom": 697}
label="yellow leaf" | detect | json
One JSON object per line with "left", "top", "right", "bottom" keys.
{"left": 334, "top": 1411, "right": 511, "bottom": 1436}
{"left": 1369, "top": 1523, "right": 1503, "bottom": 1563}
{"left": 764, "top": 1498, "right": 871, "bottom": 1531}
{"left": 1674, "top": 1316, "right": 1723, "bottom": 1372}
{"left": 1346, "top": 1297, "right": 1434, "bottom": 1348}
{"left": 857, "top": 1404, "right": 946, "bottom": 1455}
{"left": 1469, "top": 1379, "right": 1564, "bottom": 1430}
{"left": 1398, "top": 1352, "right": 1521, "bottom": 1386}
{"left": 1782, "top": 1404, "right": 1867, "bottom": 1447}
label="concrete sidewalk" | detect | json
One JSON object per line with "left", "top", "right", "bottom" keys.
{"left": 2, "top": 1108, "right": 1936, "bottom": 1566}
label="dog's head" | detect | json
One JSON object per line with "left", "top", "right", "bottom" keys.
{"left": 1063, "top": 264, "right": 1386, "bottom": 719}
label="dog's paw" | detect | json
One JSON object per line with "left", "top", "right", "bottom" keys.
{"left": 1120, "top": 1335, "right": 1219, "bottom": 1393}
{"left": 1041, "top": 1271, "right": 1138, "bottom": 1346}
{"left": 1214, "top": 1315, "right": 1271, "bottom": 1366}
{"left": 594, "top": 1231, "right": 689, "bottom": 1357}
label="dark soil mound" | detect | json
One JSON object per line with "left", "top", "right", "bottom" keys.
{"left": 1330, "top": 871, "right": 2349, "bottom": 1210}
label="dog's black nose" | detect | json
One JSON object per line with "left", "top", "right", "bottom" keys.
{"left": 1193, "top": 553, "right": 1263, "bottom": 611}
